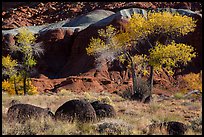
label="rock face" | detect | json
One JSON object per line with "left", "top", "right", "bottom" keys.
{"left": 2, "top": 2, "right": 201, "bottom": 29}
{"left": 91, "top": 101, "right": 116, "bottom": 119}
{"left": 55, "top": 99, "right": 97, "bottom": 123}
{"left": 7, "top": 103, "right": 55, "bottom": 123}
{"left": 2, "top": 33, "right": 15, "bottom": 57}
{"left": 36, "top": 28, "right": 75, "bottom": 78}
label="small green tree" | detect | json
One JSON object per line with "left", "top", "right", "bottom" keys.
{"left": 6, "top": 28, "right": 44, "bottom": 95}
{"left": 86, "top": 11, "right": 197, "bottom": 103}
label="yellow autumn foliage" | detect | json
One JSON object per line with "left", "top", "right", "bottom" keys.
{"left": 2, "top": 75, "right": 38, "bottom": 95}
{"left": 2, "top": 80, "right": 15, "bottom": 95}
{"left": 86, "top": 25, "right": 121, "bottom": 56}
{"left": 148, "top": 41, "right": 196, "bottom": 75}
{"left": 182, "top": 72, "right": 202, "bottom": 92}
{"left": 147, "top": 11, "right": 196, "bottom": 36}
{"left": 2, "top": 55, "right": 18, "bottom": 69}
{"left": 16, "top": 28, "right": 36, "bottom": 45}
{"left": 86, "top": 11, "right": 197, "bottom": 87}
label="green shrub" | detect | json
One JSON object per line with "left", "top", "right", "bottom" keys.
{"left": 174, "top": 92, "right": 184, "bottom": 99}
{"left": 190, "top": 116, "right": 202, "bottom": 133}
{"left": 95, "top": 119, "right": 134, "bottom": 135}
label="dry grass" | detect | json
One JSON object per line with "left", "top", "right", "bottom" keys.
{"left": 2, "top": 89, "right": 202, "bottom": 135}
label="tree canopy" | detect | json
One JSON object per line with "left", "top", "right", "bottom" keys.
{"left": 86, "top": 11, "right": 197, "bottom": 103}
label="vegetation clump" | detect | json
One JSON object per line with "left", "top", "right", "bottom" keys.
{"left": 87, "top": 11, "right": 197, "bottom": 103}
{"left": 96, "top": 119, "right": 134, "bottom": 135}
{"left": 2, "top": 28, "right": 44, "bottom": 95}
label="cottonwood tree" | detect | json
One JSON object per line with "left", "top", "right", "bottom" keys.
{"left": 5, "top": 28, "right": 44, "bottom": 95}
{"left": 87, "top": 11, "right": 197, "bottom": 103}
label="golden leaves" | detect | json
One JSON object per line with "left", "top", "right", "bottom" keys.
{"left": 148, "top": 41, "right": 196, "bottom": 74}
{"left": 2, "top": 55, "right": 18, "bottom": 69}
{"left": 147, "top": 11, "right": 196, "bottom": 36}
{"left": 2, "top": 75, "right": 38, "bottom": 95}
{"left": 86, "top": 11, "right": 197, "bottom": 77}
{"left": 86, "top": 38, "right": 106, "bottom": 56}
{"left": 182, "top": 72, "right": 202, "bottom": 92}
{"left": 16, "top": 28, "right": 36, "bottom": 45}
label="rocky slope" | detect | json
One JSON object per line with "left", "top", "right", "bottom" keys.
{"left": 2, "top": 2, "right": 202, "bottom": 95}
{"left": 2, "top": 2, "right": 202, "bottom": 29}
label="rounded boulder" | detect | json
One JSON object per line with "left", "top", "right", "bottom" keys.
{"left": 91, "top": 101, "right": 116, "bottom": 119}
{"left": 55, "top": 99, "right": 97, "bottom": 123}
{"left": 7, "top": 103, "right": 55, "bottom": 123}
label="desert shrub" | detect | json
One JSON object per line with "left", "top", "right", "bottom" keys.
{"left": 83, "top": 92, "right": 97, "bottom": 102}
{"left": 95, "top": 118, "right": 134, "bottom": 135}
{"left": 119, "top": 88, "right": 133, "bottom": 99}
{"left": 3, "top": 118, "right": 98, "bottom": 135}
{"left": 151, "top": 112, "right": 185, "bottom": 125}
{"left": 57, "top": 89, "right": 73, "bottom": 96}
{"left": 120, "top": 78, "right": 150, "bottom": 101}
{"left": 174, "top": 92, "right": 185, "bottom": 99}
{"left": 190, "top": 116, "right": 202, "bottom": 133}
{"left": 131, "top": 77, "right": 150, "bottom": 102}
{"left": 75, "top": 122, "right": 98, "bottom": 135}
{"left": 98, "top": 96, "right": 113, "bottom": 106}
{"left": 3, "top": 117, "right": 50, "bottom": 135}
{"left": 148, "top": 102, "right": 163, "bottom": 113}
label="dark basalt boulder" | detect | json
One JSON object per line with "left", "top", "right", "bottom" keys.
{"left": 146, "top": 121, "right": 188, "bottom": 135}
{"left": 167, "top": 121, "right": 188, "bottom": 135}
{"left": 55, "top": 99, "right": 97, "bottom": 123}
{"left": 91, "top": 101, "right": 116, "bottom": 119}
{"left": 7, "top": 103, "right": 55, "bottom": 123}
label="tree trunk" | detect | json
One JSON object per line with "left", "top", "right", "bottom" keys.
{"left": 13, "top": 77, "right": 18, "bottom": 95}
{"left": 131, "top": 61, "right": 137, "bottom": 95}
{"left": 148, "top": 65, "right": 154, "bottom": 97}
{"left": 140, "top": 65, "right": 154, "bottom": 103}
{"left": 23, "top": 75, "right": 27, "bottom": 95}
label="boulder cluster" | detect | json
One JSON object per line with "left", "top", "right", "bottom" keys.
{"left": 7, "top": 99, "right": 116, "bottom": 123}
{"left": 7, "top": 99, "right": 188, "bottom": 135}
